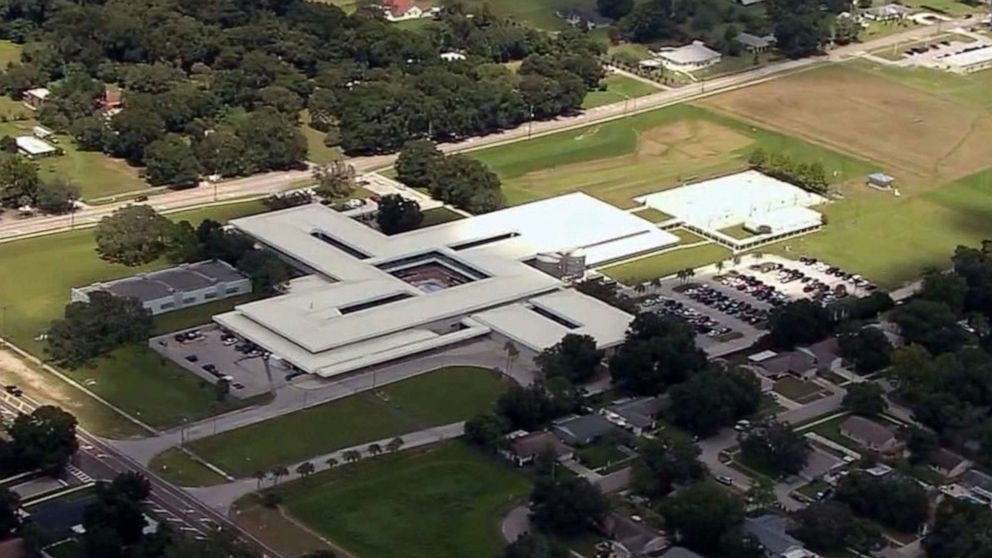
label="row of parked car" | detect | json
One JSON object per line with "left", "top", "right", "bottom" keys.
{"left": 641, "top": 296, "right": 734, "bottom": 337}
{"left": 683, "top": 285, "right": 769, "bottom": 326}
{"left": 799, "top": 257, "right": 877, "bottom": 292}
{"left": 717, "top": 272, "right": 791, "bottom": 307}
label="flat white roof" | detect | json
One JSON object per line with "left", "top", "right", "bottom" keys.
{"left": 744, "top": 206, "right": 822, "bottom": 235}
{"left": 658, "top": 42, "right": 721, "bottom": 65}
{"left": 941, "top": 45, "right": 992, "bottom": 68}
{"left": 15, "top": 136, "right": 56, "bottom": 155}
{"left": 636, "top": 170, "right": 826, "bottom": 231}
{"left": 218, "top": 194, "right": 669, "bottom": 377}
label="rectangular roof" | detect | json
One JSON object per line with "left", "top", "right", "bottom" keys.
{"left": 941, "top": 45, "right": 992, "bottom": 69}
{"left": 15, "top": 136, "right": 57, "bottom": 155}
{"left": 658, "top": 42, "right": 721, "bottom": 65}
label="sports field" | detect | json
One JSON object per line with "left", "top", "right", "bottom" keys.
{"left": 0, "top": 200, "right": 269, "bottom": 433}
{"left": 267, "top": 443, "right": 529, "bottom": 558}
{"left": 699, "top": 64, "right": 992, "bottom": 185}
{"left": 582, "top": 75, "right": 659, "bottom": 110}
{"left": 175, "top": 366, "right": 508, "bottom": 478}
{"left": 472, "top": 104, "right": 872, "bottom": 208}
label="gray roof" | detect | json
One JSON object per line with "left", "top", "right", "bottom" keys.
{"left": 153, "top": 268, "right": 215, "bottom": 291}
{"left": 744, "top": 515, "right": 804, "bottom": 556}
{"left": 760, "top": 351, "right": 816, "bottom": 376}
{"left": 106, "top": 277, "right": 173, "bottom": 301}
{"left": 81, "top": 260, "right": 246, "bottom": 304}
{"left": 509, "top": 431, "right": 571, "bottom": 459}
{"left": 608, "top": 397, "right": 663, "bottom": 429}
{"left": 661, "top": 548, "right": 705, "bottom": 558}
{"left": 191, "top": 260, "right": 246, "bottom": 283}
{"left": 961, "top": 469, "right": 992, "bottom": 493}
{"left": 553, "top": 414, "right": 616, "bottom": 445}
{"left": 737, "top": 32, "right": 776, "bottom": 48}
{"left": 841, "top": 416, "right": 897, "bottom": 447}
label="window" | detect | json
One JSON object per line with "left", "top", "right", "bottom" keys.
{"left": 205, "top": 292, "right": 217, "bottom": 300}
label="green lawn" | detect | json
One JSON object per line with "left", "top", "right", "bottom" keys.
{"left": 151, "top": 293, "right": 261, "bottom": 335}
{"left": 582, "top": 75, "right": 659, "bottom": 110}
{"left": 719, "top": 224, "right": 756, "bottom": 240}
{"left": 269, "top": 442, "right": 529, "bottom": 558}
{"left": 671, "top": 227, "right": 707, "bottom": 245}
{"left": 575, "top": 441, "right": 630, "bottom": 470}
{"left": 147, "top": 447, "right": 228, "bottom": 487}
{"left": 461, "top": 0, "right": 598, "bottom": 30}
{"left": 471, "top": 103, "right": 873, "bottom": 208}
{"left": 0, "top": 200, "right": 268, "bottom": 434}
{"left": 772, "top": 377, "right": 825, "bottom": 404}
{"left": 609, "top": 43, "right": 654, "bottom": 65}
{"left": 0, "top": 104, "right": 147, "bottom": 200}
{"left": 299, "top": 110, "right": 342, "bottom": 165}
{"left": 601, "top": 243, "right": 732, "bottom": 284}
{"left": 0, "top": 40, "right": 22, "bottom": 67}
{"left": 630, "top": 207, "right": 672, "bottom": 223}
{"left": 179, "top": 366, "right": 509, "bottom": 477}
{"left": 418, "top": 206, "right": 465, "bottom": 228}
{"left": 850, "top": 58, "right": 992, "bottom": 110}
{"left": 899, "top": 0, "right": 983, "bottom": 15}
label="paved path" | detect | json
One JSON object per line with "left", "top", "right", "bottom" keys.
{"left": 187, "top": 422, "right": 464, "bottom": 513}
{"left": 501, "top": 505, "right": 531, "bottom": 544}
{"left": 110, "top": 338, "right": 524, "bottom": 465}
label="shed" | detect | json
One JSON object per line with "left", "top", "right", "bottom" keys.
{"left": 867, "top": 172, "right": 895, "bottom": 189}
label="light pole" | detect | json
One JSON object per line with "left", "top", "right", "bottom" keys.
{"left": 0, "top": 305, "right": 6, "bottom": 350}
{"left": 527, "top": 104, "right": 535, "bottom": 139}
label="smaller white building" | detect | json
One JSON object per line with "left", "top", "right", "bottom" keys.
{"left": 656, "top": 41, "right": 722, "bottom": 71}
{"left": 15, "top": 136, "right": 59, "bottom": 158}
{"left": 863, "top": 3, "right": 914, "bottom": 21}
{"left": 381, "top": 0, "right": 437, "bottom": 22}
{"left": 937, "top": 45, "right": 992, "bottom": 74}
{"left": 22, "top": 87, "right": 50, "bottom": 110}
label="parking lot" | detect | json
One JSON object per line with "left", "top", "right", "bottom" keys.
{"left": 150, "top": 326, "right": 293, "bottom": 398}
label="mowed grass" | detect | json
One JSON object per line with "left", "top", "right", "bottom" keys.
{"left": 850, "top": 58, "right": 992, "bottom": 111}
{"left": 147, "top": 447, "right": 227, "bottom": 487}
{"left": 601, "top": 243, "right": 732, "bottom": 284}
{"left": 472, "top": 103, "right": 872, "bottom": 208}
{"left": 0, "top": 200, "right": 268, "bottom": 432}
{"left": 582, "top": 74, "right": 659, "bottom": 110}
{"left": 461, "top": 0, "right": 598, "bottom": 29}
{"left": 0, "top": 40, "right": 22, "bottom": 67}
{"left": 180, "top": 367, "right": 509, "bottom": 477}
{"left": 0, "top": 100, "right": 146, "bottom": 200}
{"left": 270, "top": 443, "right": 529, "bottom": 558}
{"left": 299, "top": 111, "right": 342, "bottom": 165}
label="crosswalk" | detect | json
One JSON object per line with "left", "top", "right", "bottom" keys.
{"left": 65, "top": 464, "right": 93, "bottom": 484}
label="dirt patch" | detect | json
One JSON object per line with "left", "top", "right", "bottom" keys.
{"left": 700, "top": 65, "right": 992, "bottom": 184}
{"left": 636, "top": 120, "right": 752, "bottom": 158}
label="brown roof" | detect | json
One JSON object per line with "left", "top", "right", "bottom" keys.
{"left": 510, "top": 431, "right": 570, "bottom": 459}
{"left": 761, "top": 351, "right": 816, "bottom": 376}
{"left": 0, "top": 538, "right": 26, "bottom": 558}
{"left": 805, "top": 337, "right": 840, "bottom": 364}
{"left": 841, "top": 416, "right": 897, "bottom": 447}
{"left": 933, "top": 448, "right": 968, "bottom": 473}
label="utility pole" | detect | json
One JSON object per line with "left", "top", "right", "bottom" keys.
{"left": 0, "top": 305, "right": 6, "bottom": 350}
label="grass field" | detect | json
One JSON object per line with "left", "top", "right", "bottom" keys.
{"left": 299, "top": 111, "right": 342, "bottom": 165}
{"left": 472, "top": 103, "right": 872, "bottom": 208}
{"left": 0, "top": 200, "right": 269, "bottom": 433}
{"left": 601, "top": 243, "right": 732, "bottom": 284}
{"left": 582, "top": 75, "right": 659, "bottom": 110}
{"left": 0, "top": 41, "right": 22, "bottom": 67}
{"left": 0, "top": 99, "right": 146, "bottom": 200}
{"left": 699, "top": 64, "right": 992, "bottom": 185}
{"left": 899, "top": 0, "right": 984, "bottom": 15}
{"left": 178, "top": 366, "right": 508, "bottom": 477}
{"left": 631, "top": 207, "right": 672, "bottom": 223}
{"left": 147, "top": 448, "right": 227, "bottom": 487}
{"left": 461, "top": 0, "right": 597, "bottom": 29}
{"left": 268, "top": 443, "right": 529, "bottom": 558}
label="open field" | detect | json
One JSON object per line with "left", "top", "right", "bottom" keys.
{"left": 148, "top": 448, "right": 227, "bottom": 487}
{"left": 900, "top": 0, "right": 984, "bottom": 15}
{"left": 699, "top": 64, "right": 992, "bottom": 185}
{"left": 266, "top": 443, "right": 529, "bottom": 558}
{"left": 850, "top": 58, "right": 992, "bottom": 110}
{"left": 601, "top": 243, "right": 732, "bottom": 284}
{"left": 178, "top": 367, "right": 508, "bottom": 477}
{"left": 300, "top": 110, "right": 342, "bottom": 165}
{"left": 0, "top": 200, "right": 268, "bottom": 432}
{"left": 472, "top": 104, "right": 872, "bottom": 208}
{"left": 233, "top": 494, "right": 342, "bottom": 558}
{"left": 461, "top": 0, "right": 597, "bottom": 30}
{"left": 0, "top": 99, "right": 146, "bottom": 200}
{"left": 0, "top": 41, "right": 22, "bottom": 67}
{"left": 583, "top": 75, "right": 660, "bottom": 110}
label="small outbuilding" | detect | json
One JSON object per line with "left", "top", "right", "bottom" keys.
{"left": 867, "top": 172, "right": 895, "bottom": 189}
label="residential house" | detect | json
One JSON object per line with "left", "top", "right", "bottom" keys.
{"left": 603, "top": 396, "right": 664, "bottom": 435}
{"left": 656, "top": 41, "right": 722, "bottom": 72}
{"left": 840, "top": 416, "right": 902, "bottom": 454}
{"left": 932, "top": 448, "right": 971, "bottom": 479}
{"left": 381, "top": 0, "right": 435, "bottom": 22}
{"left": 552, "top": 414, "right": 616, "bottom": 447}
{"left": 863, "top": 3, "right": 914, "bottom": 21}
{"left": 757, "top": 350, "right": 817, "bottom": 380}
{"left": 744, "top": 514, "right": 819, "bottom": 558}
{"left": 22, "top": 87, "right": 50, "bottom": 110}
{"left": 99, "top": 85, "right": 123, "bottom": 114}
{"left": 604, "top": 512, "right": 669, "bottom": 557}
{"left": 737, "top": 32, "right": 777, "bottom": 53}
{"left": 959, "top": 469, "right": 992, "bottom": 504}
{"left": 798, "top": 337, "right": 843, "bottom": 374}
{"left": 500, "top": 431, "right": 573, "bottom": 467}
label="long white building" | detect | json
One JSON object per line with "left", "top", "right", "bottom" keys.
{"left": 215, "top": 194, "right": 679, "bottom": 378}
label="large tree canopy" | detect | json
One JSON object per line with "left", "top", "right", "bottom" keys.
{"left": 94, "top": 204, "right": 179, "bottom": 266}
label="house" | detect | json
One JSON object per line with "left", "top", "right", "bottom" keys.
{"left": 604, "top": 512, "right": 669, "bottom": 557}
{"left": 555, "top": 9, "right": 612, "bottom": 30}
{"left": 736, "top": 32, "right": 777, "bottom": 53}
{"left": 603, "top": 396, "right": 664, "bottom": 435}
{"left": 22, "top": 87, "right": 50, "bottom": 110}
{"left": 501, "top": 431, "right": 573, "bottom": 467}
{"left": 931, "top": 448, "right": 971, "bottom": 479}
{"left": 959, "top": 469, "right": 992, "bottom": 504}
{"left": 552, "top": 414, "right": 616, "bottom": 447}
{"left": 99, "top": 85, "right": 123, "bottom": 113}
{"left": 657, "top": 41, "right": 722, "bottom": 72}
{"left": 840, "top": 416, "right": 902, "bottom": 454}
{"left": 381, "top": 0, "right": 435, "bottom": 22}
{"left": 863, "top": 3, "right": 914, "bottom": 21}
{"left": 15, "top": 136, "right": 59, "bottom": 158}
{"left": 867, "top": 172, "right": 895, "bottom": 189}
{"left": 797, "top": 337, "right": 843, "bottom": 374}
{"left": 661, "top": 548, "right": 705, "bottom": 558}
{"left": 744, "top": 515, "right": 817, "bottom": 558}
{"left": 32, "top": 125, "right": 55, "bottom": 141}
{"left": 758, "top": 350, "right": 817, "bottom": 380}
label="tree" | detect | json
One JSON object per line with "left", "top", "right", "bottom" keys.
{"left": 0, "top": 154, "right": 40, "bottom": 208}
{"left": 295, "top": 461, "right": 315, "bottom": 480}
{"left": 269, "top": 465, "right": 289, "bottom": 485}
{"left": 427, "top": 154, "right": 503, "bottom": 213}
{"left": 238, "top": 108, "right": 307, "bottom": 172}
{"left": 464, "top": 413, "right": 508, "bottom": 452}
{"left": 386, "top": 436, "right": 404, "bottom": 453}
{"left": 143, "top": 134, "right": 200, "bottom": 187}
{"left": 767, "top": 299, "right": 833, "bottom": 349}
{"left": 660, "top": 482, "right": 745, "bottom": 555}
{"left": 395, "top": 139, "right": 443, "bottom": 189}
{"left": 0, "top": 488, "right": 20, "bottom": 539}
{"left": 597, "top": 0, "right": 634, "bottom": 20}
{"left": 367, "top": 443, "right": 382, "bottom": 456}
{"left": 324, "top": 457, "right": 339, "bottom": 469}
{"left": 633, "top": 437, "right": 704, "bottom": 498}
{"left": 108, "top": 107, "right": 167, "bottom": 165}
{"left": 739, "top": 420, "right": 810, "bottom": 478}
{"left": 376, "top": 194, "right": 423, "bottom": 235}
{"left": 504, "top": 533, "right": 568, "bottom": 558}
{"left": 496, "top": 385, "right": 561, "bottom": 431}
{"left": 891, "top": 299, "right": 969, "bottom": 355}
{"left": 747, "top": 476, "right": 777, "bottom": 511}
{"left": 46, "top": 292, "right": 153, "bottom": 367}
{"left": 504, "top": 341, "right": 520, "bottom": 373}
{"left": 312, "top": 161, "right": 355, "bottom": 199}
{"left": 906, "top": 426, "right": 939, "bottom": 465}
{"left": 920, "top": 270, "right": 968, "bottom": 315}
{"left": 193, "top": 129, "right": 250, "bottom": 178}
{"left": 835, "top": 471, "right": 929, "bottom": 533}
{"left": 838, "top": 327, "right": 892, "bottom": 374}
{"left": 668, "top": 366, "right": 761, "bottom": 435}
{"left": 95, "top": 205, "right": 179, "bottom": 266}
{"left": 342, "top": 450, "right": 362, "bottom": 463}
{"left": 253, "top": 470, "right": 267, "bottom": 489}
{"left": 535, "top": 334, "right": 603, "bottom": 384}
{"left": 609, "top": 313, "right": 707, "bottom": 395}
{"left": 843, "top": 382, "right": 886, "bottom": 416}
{"left": 794, "top": 501, "right": 883, "bottom": 553}
{"left": 236, "top": 249, "right": 292, "bottom": 294}
{"left": 35, "top": 178, "right": 80, "bottom": 214}
{"left": 926, "top": 500, "right": 992, "bottom": 558}
{"left": 529, "top": 476, "right": 609, "bottom": 536}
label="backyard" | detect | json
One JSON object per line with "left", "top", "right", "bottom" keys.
{"left": 246, "top": 442, "right": 529, "bottom": 558}
{"left": 171, "top": 366, "right": 509, "bottom": 478}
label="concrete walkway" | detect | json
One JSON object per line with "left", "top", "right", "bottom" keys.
{"left": 110, "top": 338, "right": 527, "bottom": 465}
{"left": 501, "top": 505, "right": 531, "bottom": 544}
{"left": 188, "top": 422, "right": 465, "bottom": 513}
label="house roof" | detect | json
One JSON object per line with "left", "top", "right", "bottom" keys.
{"left": 78, "top": 260, "right": 247, "bottom": 304}
{"left": 961, "top": 469, "right": 992, "bottom": 493}
{"left": 606, "top": 512, "right": 669, "bottom": 556}
{"left": 553, "top": 414, "right": 616, "bottom": 445}
{"left": 736, "top": 32, "right": 776, "bottom": 48}
{"left": 760, "top": 351, "right": 816, "bottom": 376}
{"left": 841, "top": 416, "right": 897, "bottom": 447}
{"left": 933, "top": 448, "right": 968, "bottom": 473}
{"left": 607, "top": 397, "right": 663, "bottom": 429}
{"left": 509, "top": 431, "right": 571, "bottom": 459}
{"left": 744, "top": 515, "right": 804, "bottom": 556}
{"left": 865, "top": 3, "right": 914, "bottom": 16}
{"left": 802, "top": 337, "right": 841, "bottom": 364}
{"left": 661, "top": 548, "right": 705, "bottom": 558}
{"left": 868, "top": 172, "right": 895, "bottom": 184}
{"left": 658, "top": 41, "right": 721, "bottom": 65}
